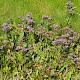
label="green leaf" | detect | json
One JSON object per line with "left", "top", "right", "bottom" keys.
{"left": 18, "top": 31, "right": 24, "bottom": 40}
{"left": 36, "top": 70, "right": 38, "bottom": 77}
{"left": 60, "top": 66, "right": 65, "bottom": 72}
{"left": 66, "top": 71, "right": 72, "bottom": 80}
{"left": 13, "top": 22, "right": 18, "bottom": 30}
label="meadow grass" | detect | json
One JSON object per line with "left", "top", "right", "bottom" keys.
{"left": 0, "top": 0, "right": 80, "bottom": 80}
{"left": 0, "top": 0, "right": 80, "bottom": 33}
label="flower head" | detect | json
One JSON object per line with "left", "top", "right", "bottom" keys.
{"left": 0, "top": 46, "right": 3, "bottom": 50}
{"left": 27, "top": 26, "right": 34, "bottom": 33}
{"left": 42, "top": 16, "right": 48, "bottom": 20}
{"left": 2, "top": 24, "right": 9, "bottom": 31}
{"left": 52, "top": 39, "right": 68, "bottom": 45}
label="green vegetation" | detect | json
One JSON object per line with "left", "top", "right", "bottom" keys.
{"left": 0, "top": 0, "right": 80, "bottom": 80}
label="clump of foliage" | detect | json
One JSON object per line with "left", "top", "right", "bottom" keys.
{"left": 0, "top": 1, "right": 80, "bottom": 80}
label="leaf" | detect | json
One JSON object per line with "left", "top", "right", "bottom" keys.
{"left": 60, "top": 66, "right": 65, "bottom": 72}
{"left": 66, "top": 71, "right": 72, "bottom": 80}
{"left": 18, "top": 31, "right": 24, "bottom": 40}
{"left": 36, "top": 70, "right": 38, "bottom": 77}
{"left": 23, "top": 43, "right": 27, "bottom": 48}
{"left": 13, "top": 22, "right": 18, "bottom": 30}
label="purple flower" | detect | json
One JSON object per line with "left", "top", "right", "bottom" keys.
{"left": 34, "top": 43, "right": 38, "bottom": 46}
{"left": 69, "top": 37, "right": 74, "bottom": 40}
{"left": 2, "top": 24, "right": 9, "bottom": 31}
{"left": 37, "top": 24, "right": 42, "bottom": 27}
{"left": 42, "top": 16, "right": 48, "bottom": 20}
{"left": 73, "top": 32, "right": 78, "bottom": 38}
{"left": 38, "top": 28, "right": 45, "bottom": 35}
{"left": 48, "top": 18, "right": 53, "bottom": 21}
{"left": 27, "top": 45, "right": 33, "bottom": 50}
{"left": 45, "top": 33, "right": 51, "bottom": 40}
{"left": 57, "top": 45, "right": 61, "bottom": 49}
{"left": 68, "top": 30, "right": 74, "bottom": 34}
{"left": 78, "top": 48, "right": 80, "bottom": 52}
{"left": 51, "top": 24, "right": 60, "bottom": 30}
{"left": 66, "top": 1, "right": 73, "bottom": 9}
{"left": 0, "top": 46, "right": 3, "bottom": 49}
{"left": 20, "top": 48, "right": 27, "bottom": 52}
{"left": 27, "top": 26, "right": 34, "bottom": 33}
{"left": 26, "top": 12, "right": 32, "bottom": 18}
{"left": 74, "top": 58, "right": 80, "bottom": 61}
{"left": 63, "top": 45, "right": 69, "bottom": 49}
{"left": 52, "top": 39, "right": 68, "bottom": 45}
{"left": 3, "top": 40, "right": 9, "bottom": 45}
{"left": 16, "top": 46, "right": 22, "bottom": 50}
{"left": 18, "top": 24, "right": 23, "bottom": 28}
{"left": 27, "top": 19, "right": 33, "bottom": 25}
{"left": 59, "top": 33, "right": 69, "bottom": 39}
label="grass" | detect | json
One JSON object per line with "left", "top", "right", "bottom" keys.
{"left": 0, "top": 0, "right": 80, "bottom": 80}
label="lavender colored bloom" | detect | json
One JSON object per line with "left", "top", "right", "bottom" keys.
{"left": 18, "top": 24, "right": 23, "bottom": 28}
{"left": 51, "top": 24, "right": 60, "bottom": 30}
{"left": 0, "top": 46, "right": 3, "bottom": 49}
{"left": 38, "top": 27, "right": 45, "bottom": 35}
{"left": 62, "top": 27, "right": 71, "bottom": 34}
{"left": 37, "top": 24, "right": 42, "bottom": 27}
{"left": 48, "top": 18, "right": 53, "bottom": 21}
{"left": 66, "top": 1, "right": 73, "bottom": 9}
{"left": 63, "top": 45, "right": 69, "bottom": 49}
{"left": 73, "top": 32, "right": 78, "bottom": 38}
{"left": 2, "top": 24, "right": 9, "bottom": 31}
{"left": 20, "top": 48, "right": 27, "bottom": 52}
{"left": 64, "top": 33, "right": 70, "bottom": 38}
{"left": 27, "top": 26, "right": 34, "bottom": 33}
{"left": 27, "top": 26, "right": 31, "bottom": 29}
{"left": 27, "top": 19, "right": 33, "bottom": 25}
{"left": 78, "top": 48, "right": 80, "bottom": 52}
{"left": 68, "top": 29, "right": 74, "bottom": 34}
{"left": 16, "top": 46, "right": 22, "bottom": 50}
{"left": 52, "top": 39, "right": 68, "bottom": 45}
{"left": 3, "top": 40, "right": 9, "bottom": 44}
{"left": 26, "top": 45, "right": 34, "bottom": 51}
{"left": 34, "top": 43, "right": 38, "bottom": 46}
{"left": 69, "top": 8, "right": 74, "bottom": 14}
{"left": 18, "top": 16, "right": 22, "bottom": 19}
{"left": 45, "top": 33, "right": 51, "bottom": 40}
{"left": 59, "top": 33, "right": 70, "bottom": 39}
{"left": 19, "top": 39, "right": 25, "bottom": 46}
{"left": 74, "top": 58, "right": 80, "bottom": 61}
{"left": 66, "top": 1, "right": 75, "bottom": 15}
{"left": 26, "top": 12, "right": 32, "bottom": 18}
{"left": 57, "top": 45, "right": 61, "bottom": 49}
{"left": 46, "top": 31, "right": 53, "bottom": 35}
{"left": 69, "top": 37, "right": 74, "bottom": 40}
{"left": 42, "top": 16, "right": 48, "bottom": 20}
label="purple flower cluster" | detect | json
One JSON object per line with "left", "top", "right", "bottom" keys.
{"left": 52, "top": 26, "right": 79, "bottom": 50}
{"left": 42, "top": 16, "right": 53, "bottom": 21}
{"left": 68, "top": 53, "right": 80, "bottom": 65}
{"left": 16, "top": 43, "right": 38, "bottom": 53}
{"left": 2, "top": 24, "right": 10, "bottom": 31}
{"left": 38, "top": 27, "right": 45, "bottom": 35}
{"left": 0, "top": 46, "right": 3, "bottom": 49}
{"left": 50, "top": 24, "right": 60, "bottom": 31}
{"left": 66, "top": 1, "right": 76, "bottom": 15}
{"left": 52, "top": 39, "right": 68, "bottom": 45}
{"left": 26, "top": 26, "right": 34, "bottom": 33}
